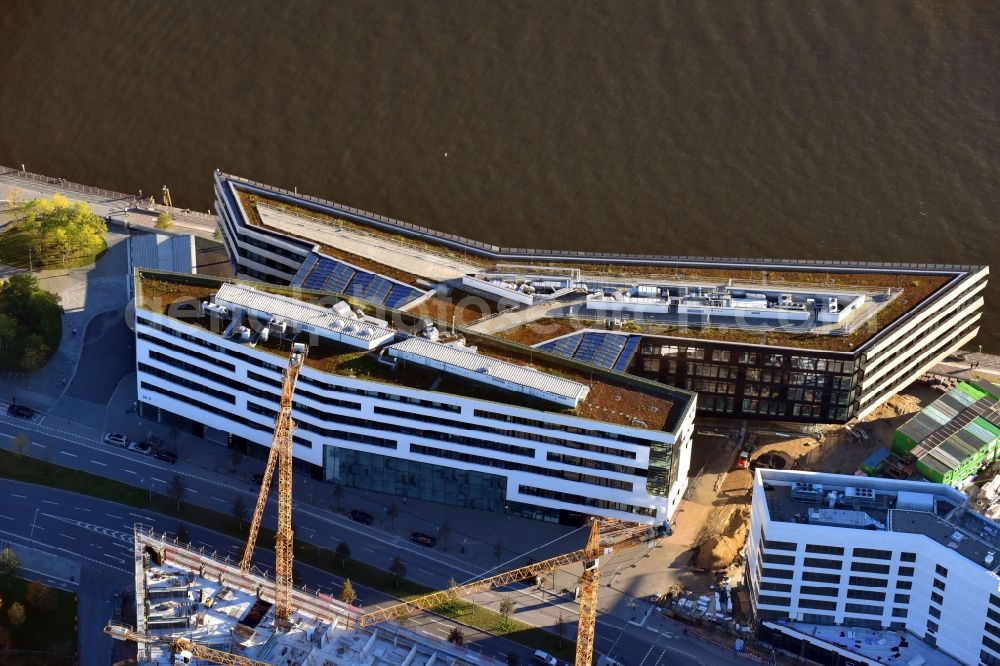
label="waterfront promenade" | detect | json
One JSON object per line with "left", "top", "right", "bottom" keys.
{"left": 0, "top": 165, "right": 217, "bottom": 238}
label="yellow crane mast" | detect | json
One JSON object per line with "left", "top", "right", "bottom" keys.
{"left": 240, "top": 342, "right": 307, "bottom": 626}
{"left": 357, "top": 518, "right": 664, "bottom": 664}
{"left": 104, "top": 622, "right": 271, "bottom": 666}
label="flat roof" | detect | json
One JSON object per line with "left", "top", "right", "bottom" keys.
{"left": 764, "top": 621, "right": 963, "bottom": 666}
{"left": 218, "top": 173, "right": 980, "bottom": 354}
{"left": 131, "top": 233, "right": 195, "bottom": 274}
{"left": 135, "top": 270, "right": 689, "bottom": 432}
{"left": 386, "top": 337, "right": 590, "bottom": 407}
{"left": 757, "top": 469, "right": 1000, "bottom": 574}
{"left": 214, "top": 282, "right": 394, "bottom": 346}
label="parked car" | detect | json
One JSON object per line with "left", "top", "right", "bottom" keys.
{"left": 736, "top": 451, "right": 750, "bottom": 469}
{"left": 532, "top": 650, "right": 558, "bottom": 666}
{"left": 410, "top": 532, "right": 436, "bottom": 547}
{"left": 348, "top": 510, "right": 374, "bottom": 526}
{"left": 128, "top": 440, "right": 153, "bottom": 455}
{"left": 7, "top": 404, "right": 34, "bottom": 419}
{"left": 103, "top": 432, "right": 128, "bottom": 447}
{"left": 153, "top": 450, "right": 177, "bottom": 464}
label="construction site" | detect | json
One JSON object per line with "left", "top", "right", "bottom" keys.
{"left": 663, "top": 365, "right": 1000, "bottom": 614}
{"left": 109, "top": 334, "right": 666, "bottom": 666}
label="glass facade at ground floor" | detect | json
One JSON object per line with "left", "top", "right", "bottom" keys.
{"left": 325, "top": 446, "right": 508, "bottom": 513}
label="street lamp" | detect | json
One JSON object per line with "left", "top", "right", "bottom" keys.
{"left": 29, "top": 508, "right": 39, "bottom": 546}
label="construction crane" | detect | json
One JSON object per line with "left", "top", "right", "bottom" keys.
{"left": 104, "top": 622, "right": 271, "bottom": 666}
{"left": 240, "top": 342, "right": 308, "bottom": 626}
{"left": 357, "top": 518, "right": 665, "bottom": 665}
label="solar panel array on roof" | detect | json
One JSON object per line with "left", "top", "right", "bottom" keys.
{"left": 614, "top": 336, "right": 641, "bottom": 373}
{"left": 898, "top": 387, "right": 978, "bottom": 443}
{"left": 300, "top": 256, "right": 424, "bottom": 308}
{"left": 537, "top": 332, "right": 640, "bottom": 373}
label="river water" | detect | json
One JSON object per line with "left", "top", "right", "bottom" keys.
{"left": 1, "top": 1, "right": 997, "bottom": 348}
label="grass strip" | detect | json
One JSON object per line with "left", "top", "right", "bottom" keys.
{"left": 0, "top": 575, "right": 77, "bottom": 665}
{"left": 0, "top": 449, "right": 575, "bottom": 660}
{"left": 0, "top": 223, "right": 106, "bottom": 270}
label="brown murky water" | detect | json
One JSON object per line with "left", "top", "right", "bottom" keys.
{"left": 1, "top": 1, "right": 997, "bottom": 347}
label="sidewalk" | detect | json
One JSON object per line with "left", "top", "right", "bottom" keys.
{"left": 0, "top": 230, "right": 131, "bottom": 413}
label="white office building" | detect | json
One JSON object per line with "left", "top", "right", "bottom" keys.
{"left": 748, "top": 469, "right": 1000, "bottom": 666}
{"left": 134, "top": 271, "right": 696, "bottom": 525}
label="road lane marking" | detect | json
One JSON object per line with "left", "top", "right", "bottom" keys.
{"left": 75, "top": 507, "right": 91, "bottom": 512}
{"left": 187, "top": 488, "right": 198, "bottom": 494}
{"left": 61, "top": 451, "right": 77, "bottom": 457}
{"left": 101, "top": 553, "right": 127, "bottom": 565}
{"left": 31, "top": 442, "right": 46, "bottom": 448}
{"left": 106, "top": 513, "right": 123, "bottom": 519}
{"left": 90, "top": 460, "right": 108, "bottom": 466}
{"left": 0, "top": 515, "right": 12, "bottom": 521}
{"left": 151, "top": 477, "right": 166, "bottom": 483}
{"left": 124, "top": 469, "right": 136, "bottom": 474}
{"left": 58, "top": 533, "right": 77, "bottom": 540}
{"left": 41, "top": 499, "right": 58, "bottom": 505}
{"left": 211, "top": 496, "right": 225, "bottom": 503}
{"left": 10, "top": 493, "right": 26, "bottom": 499}
{"left": 128, "top": 512, "right": 154, "bottom": 522}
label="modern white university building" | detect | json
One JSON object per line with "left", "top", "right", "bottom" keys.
{"left": 133, "top": 271, "right": 696, "bottom": 526}
{"left": 748, "top": 469, "right": 1000, "bottom": 666}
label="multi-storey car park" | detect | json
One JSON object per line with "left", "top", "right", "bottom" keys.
{"left": 133, "top": 269, "right": 695, "bottom": 526}
{"left": 212, "top": 171, "right": 988, "bottom": 425}
{"left": 747, "top": 469, "right": 1000, "bottom": 666}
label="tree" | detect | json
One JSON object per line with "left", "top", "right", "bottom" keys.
{"left": 438, "top": 519, "right": 451, "bottom": 550}
{"left": 386, "top": 501, "right": 398, "bottom": 529}
{"left": 5, "top": 187, "right": 22, "bottom": 210}
{"left": 7, "top": 601, "right": 25, "bottom": 627}
{"left": 555, "top": 612, "right": 566, "bottom": 647}
{"left": 0, "top": 547, "right": 20, "bottom": 585}
{"left": 498, "top": 595, "right": 515, "bottom": 622}
{"left": 168, "top": 474, "right": 187, "bottom": 510}
{"left": 494, "top": 540, "right": 504, "bottom": 566}
{"left": 19, "top": 195, "right": 106, "bottom": 266}
{"left": 339, "top": 578, "right": 357, "bottom": 606}
{"left": 447, "top": 626, "right": 466, "bottom": 646}
{"left": 155, "top": 212, "right": 173, "bottom": 231}
{"left": 389, "top": 554, "right": 406, "bottom": 588}
{"left": 232, "top": 496, "right": 247, "bottom": 531}
{"left": 175, "top": 522, "right": 191, "bottom": 545}
{"left": 11, "top": 433, "right": 29, "bottom": 457}
{"left": 0, "top": 313, "right": 16, "bottom": 353}
{"left": 20, "top": 334, "right": 49, "bottom": 371}
{"left": 25, "top": 580, "right": 55, "bottom": 612}
{"left": 335, "top": 541, "right": 351, "bottom": 568}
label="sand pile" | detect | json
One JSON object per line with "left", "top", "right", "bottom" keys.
{"left": 694, "top": 505, "right": 750, "bottom": 570}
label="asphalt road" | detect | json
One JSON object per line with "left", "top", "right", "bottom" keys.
{"left": 0, "top": 405, "right": 751, "bottom": 666}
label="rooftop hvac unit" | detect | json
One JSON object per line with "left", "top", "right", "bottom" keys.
{"left": 844, "top": 486, "right": 876, "bottom": 507}
{"left": 332, "top": 301, "right": 353, "bottom": 318}
{"left": 828, "top": 297, "right": 839, "bottom": 313}
{"left": 259, "top": 327, "right": 269, "bottom": 342}
{"left": 791, "top": 482, "right": 823, "bottom": 503}
{"left": 236, "top": 326, "right": 251, "bottom": 342}
{"left": 268, "top": 319, "right": 287, "bottom": 335}
{"left": 202, "top": 301, "right": 230, "bottom": 317}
